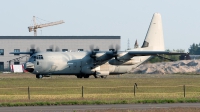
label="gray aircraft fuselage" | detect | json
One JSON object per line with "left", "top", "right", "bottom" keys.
{"left": 25, "top": 51, "right": 150, "bottom": 78}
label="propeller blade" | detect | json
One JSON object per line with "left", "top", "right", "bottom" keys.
{"left": 108, "top": 44, "right": 120, "bottom": 61}
{"left": 29, "top": 45, "right": 36, "bottom": 54}
{"left": 95, "top": 46, "right": 99, "bottom": 51}
{"left": 30, "top": 44, "right": 35, "bottom": 49}
{"left": 115, "top": 44, "right": 120, "bottom": 51}
{"left": 89, "top": 45, "right": 94, "bottom": 51}
{"left": 49, "top": 45, "right": 54, "bottom": 52}
{"left": 55, "top": 46, "right": 60, "bottom": 52}
{"left": 109, "top": 44, "right": 114, "bottom": 50}
{"left": 36, "top": 47, "right": 40, "bottom": 52}
{"left": 89, "top": 45, "right": 97, "bottom": 60}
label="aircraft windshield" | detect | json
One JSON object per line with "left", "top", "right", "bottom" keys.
{"left": 36, "top": 55, "right": 44, "bottom": 60}
{"left": 30, "top": 55, "right": 43, "bottom": 61}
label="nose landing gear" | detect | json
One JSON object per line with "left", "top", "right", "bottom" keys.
{"left": 36, "top": 74, "right": 43, "bottom": 79}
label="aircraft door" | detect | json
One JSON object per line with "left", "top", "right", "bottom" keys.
{"left": 34, "top": 60, "right": 43, "bottom": 73}
{"left": 33, "top": 55, "right": 44, "bottom": 73}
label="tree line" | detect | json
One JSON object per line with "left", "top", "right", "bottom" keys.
{"left": 148, "top": 49, "right": 185, "bottom": 63}
{"left": 188, "top": 43, "right": 200, "bottom": 55}
{"left": 148, "top": 43, "right": 200, "bottom": 63}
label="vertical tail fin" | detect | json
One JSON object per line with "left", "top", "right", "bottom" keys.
{"left": 142, "top": 13, "right": 165, "bottom": 51}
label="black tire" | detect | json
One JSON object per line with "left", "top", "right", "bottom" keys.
{"left": 100, "top": 76, "right": 107, "bottom": 79}
{"left": 77, "top": 74, "right": 83, "bottom": 78}
{"left": 36, "top": 74, "right": 43, "bottom": 79}
{"left": 93, "top": 75, "right": 98, "bottom": 78}
{"left": 84, "top": 74, "right": 89, "bottom": 78}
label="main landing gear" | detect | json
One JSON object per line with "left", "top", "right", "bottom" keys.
{"left": 77, "top": 74, "right": 90, "bottom": 78}
{"left": 93, "top": 75, "right": 107, "bottom": 79}
{"left": 76, "top": 74, "right": 107, "bottom": 79}
{"left": 36, "top": 74, "right": 43, "bottom": 79}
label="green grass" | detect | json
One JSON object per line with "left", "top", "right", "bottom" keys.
{"left": 1, "top": 73, "right": 200, "bottom": 106}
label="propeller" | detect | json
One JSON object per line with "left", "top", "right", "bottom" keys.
{"left": 115, "top": 44, "right": 120, "bottom": 51}
{"left": 109, "top": 44, "right": 120, "bottom": 61}
{"left": 88, "top": 45, "right": 99, "bottom": 69}
{"left": 109, "top": 44, "right": 114, "bottom": 51}
{"left": 55, "top": 46, "right": 60, "bottom": 52}
{"left": 95, "top": 46, "right": 99, "bottom": 51}
{"left": 30, "top": 44, "right": 40, "bottom": 54}
{"left": 49, "top": 45, "right": 54, "bottom": 51}
{"left": 89, "top": 45, "right": 94, "bottom": 51}
{"left": 89, "top": 45, "right": 98, "bottom": 60}
{"left": 49, "top": 45, "right": 60, "bottom": 52}
{"left": 36, "top": 47, "right": 40, "bottom": 52}
{"left": 30, "top": 44, "right": 35, "bottom": 49}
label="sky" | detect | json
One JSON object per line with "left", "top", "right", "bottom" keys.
{"left": 1, "top": 0, "right": 200, "bottom": 52}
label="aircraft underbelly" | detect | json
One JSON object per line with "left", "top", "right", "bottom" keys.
{"left": 94, "top": 63, "right": 129, "bottom": 75}
{"left": 110, "top": 65, "right": 131, "bottom": 74}
{"left": 99, "top": 64, "right": 109, "bottom": 71}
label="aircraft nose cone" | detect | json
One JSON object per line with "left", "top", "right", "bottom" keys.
{"left": 24, "top": 62, "right": 34, "bottom": 73}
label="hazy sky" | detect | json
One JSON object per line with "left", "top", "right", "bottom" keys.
{"left": 1, "top": 0, "right": 200, "bottom": 52}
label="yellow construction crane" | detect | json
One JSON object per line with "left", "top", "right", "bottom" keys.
{"left": 28, "top": 16, "right": 64, "bottom": 36}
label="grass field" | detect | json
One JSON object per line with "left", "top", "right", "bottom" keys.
{"left": 0, "top": 73, "right": 200, "bottom": 106}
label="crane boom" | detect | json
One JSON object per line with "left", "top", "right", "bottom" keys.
{"left": 38, "top": 20, "right": 64, "bottom": 28}
{"left": 28, "top": 16, "right": 65, "bottom": 36}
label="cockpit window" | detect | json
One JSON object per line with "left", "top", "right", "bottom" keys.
{"left": 30, "top": 55, "right": 43, "bottom": 61}
{"left": 36, "top": 55, "right": 44, "bottom": 60}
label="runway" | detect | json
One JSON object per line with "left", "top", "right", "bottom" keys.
{"left": 0, "top": 103, "right": 200, "bottom": 112}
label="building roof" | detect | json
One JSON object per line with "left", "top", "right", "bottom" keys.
{"left": 0, "top": 36, "right": 120, "bottom": 39}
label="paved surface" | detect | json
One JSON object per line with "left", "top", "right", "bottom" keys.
{"left": 0, "top": 103, "right": 200, "bottom": 112}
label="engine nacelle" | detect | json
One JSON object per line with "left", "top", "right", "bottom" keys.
{"left": 95, "top": 53, "right": 111, "bottom": 62}
{"left": 117, "top": 53, "right": 133, "bottom": 60}
{"left": 109, "top": 59, "right": 140, "bottom": 65}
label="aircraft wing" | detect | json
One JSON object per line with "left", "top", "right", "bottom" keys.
{"left": 128, "top": 51, "right": 186, "bottom": 56}
{"left": 9, "top": 52, "right": 32, "bottom": 55}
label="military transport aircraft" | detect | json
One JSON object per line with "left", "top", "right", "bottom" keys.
{"left": 10, "top": 13, "right": 185, "bottom": 79}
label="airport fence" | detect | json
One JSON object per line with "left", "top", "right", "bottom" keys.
{"left": 1, "top": 84, "right": 200, "bottom": 101}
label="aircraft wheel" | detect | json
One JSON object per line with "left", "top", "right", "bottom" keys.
{"left": 84, "top": 74, "right": 89, "bottom": 78}
{"left": 36, "top": 74, "right": 43, "bottom": 79}
{"left": 77, "top": 74, "right": 83, "bottom": 78}
{"left": 100, "top": 76, "right": 107, "bottom": 79}
{"left": 93, "top": 75, "right": 98, "bottom": 78}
